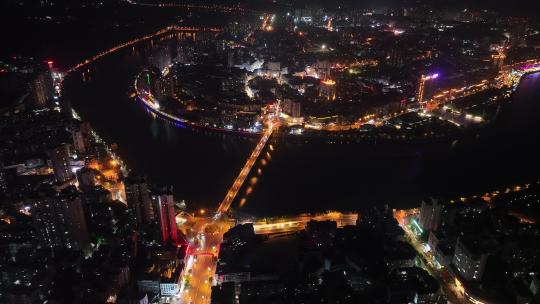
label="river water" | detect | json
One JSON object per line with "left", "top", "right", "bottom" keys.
{"left": 64, "top": 42, "right": 540, "bottom": 216}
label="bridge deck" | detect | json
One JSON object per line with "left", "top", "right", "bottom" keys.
{"left": 217, "top": 124, "right": 274, "bottom": 213}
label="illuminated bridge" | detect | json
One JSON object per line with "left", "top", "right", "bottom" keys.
{"left": 216, "top": 123, "right": 275, "bottom": 214}
{"left": 65, "top": 25, "right": 222, "bottom": 75}
{"left": 124, "top": 0, "right": 262, "bottom": 14}
{"left": 174, "top": 98, "right": 276, "bottom": 303}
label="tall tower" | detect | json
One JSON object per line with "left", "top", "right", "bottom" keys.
{"left": 47, "top": 144, "right": 73, "bottom": 183}
{"left": 152, "top": 187, "right": 177, "bottom": 244}
{"left": 125, "top": 174, "right": 154, "bottom": 225}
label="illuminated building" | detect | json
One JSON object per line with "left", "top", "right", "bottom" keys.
{"left": 221, "top": 74, "right": 245, "bottom": 92}
{"left": 195, "top": 30, "right": 216, "bottom": 44}
{"left": 72, "top": 128, "right": 86, "bottom": 154}
{"left": 388, "top": 267, "right": 439, "bottom": 303}
{"left": 160, "top": 269, "right": 182, "bottom": 296}
{"left": 267, "top": 61, "right": 281, "bottom": 77}
{"left": 227, "top": 51, "right": 234, "bottom": 68}
{"left": 419, "top": 198, "right": 442, "bottom": 232}
{"left": 282, "top": 98, "right": 301, "bottom": 118}
{"left": 226, "top": 21, "right": 253, "bottom": 37}
{"left": 152, "top": 187, "right": 178, "bottom": 244}
{"left": 319, "top": 79, "right": 336, "bottom": 101}
{"left": 452, "top": 237, "right": 490, "bottom": 282}
{"left": 177, "top": 42, "right": 195, "bottom": 64}
{"left": 47, "top": 144, "right": 74, "bottom": 183}
{"left": 388, "top": 45, "right": 405, "bottom": 68}
{"left": 77, "top": 121, "right": 93, "bottom": 149}
{"left": 125, "top": 175, "right": 154, "bottom": 225}
{"left": 32, "top": 188, "right": 88, "bottom": 250}
{"left": 76, "top": 167, "right": 98, "bottom": 192}
{"left": 314, "top": 60, "right": 332, "bottom": 79}
{"left": 143, "top": 67, "right": 169, "bottom": 100}
{"left": 258, "top": 61, "right": 286, "bottom": 79}
{"left": 148, "top": 45, "right": 172, "bottom": 71}
{"left": 223, "top": 223, "right": 255, "bottom": 251}
{"left": 0, "top": 160, "right": 6, "bottom": 196}
{"left": 504, "top": 17, "right": 529, "bottom": 47}
{"left": 32, "top": 71, "right": 54, "bottom": 108}
{"left": 294, "top": 7, "right": 325, "bottom": 25}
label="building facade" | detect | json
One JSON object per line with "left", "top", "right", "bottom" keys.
{"left": 152, "top": 188, "right": 177, "bottom": 244}
{"left": 32, "top": 190, "right": 88, "bottom": 250}
{"left": 419, "top": 199, "right": 443, "bottom": 232}
{"left": 47, "top": 144, "right": 73, "bottom": 183}
{"left": 32, "top": 71, "right": 54, "bottom": 108}
{"left": 0, "top": 160, "right": 7, "bottom": 196}
{"left": 125, "top": 175, "right": 154, "bottom": 225}
{"left": 452, "top": 237, "right": 488, "bottom": 282}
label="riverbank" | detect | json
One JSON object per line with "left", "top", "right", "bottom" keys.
{"left": 63, "top": 30, "right": 540, "bottom": 216}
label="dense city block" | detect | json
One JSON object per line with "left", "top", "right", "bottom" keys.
{"left": 1, "top": 0, "right": 540, "bottom": 303}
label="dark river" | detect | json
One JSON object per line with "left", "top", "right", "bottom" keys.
{"left": 64, "top": 42, "right": 540, "bottom": 217}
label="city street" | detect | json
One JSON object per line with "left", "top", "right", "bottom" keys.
{"left": 395, "top": 210, "right": 466, "bottom": 304}
{"left": 177, "top": 220, "right": 232, "bottom": 304}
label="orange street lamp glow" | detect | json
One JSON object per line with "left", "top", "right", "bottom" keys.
{"left": 321, "top": 79, "right": 336, "bottom": 85}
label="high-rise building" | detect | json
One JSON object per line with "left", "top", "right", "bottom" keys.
{"left": 32, "top": 71, "right": 54, "bottom": 108}
{"left": 125, "top": 175, "right": 154, "bottom": 225}
{"left": 148, "top": 45, "right": 172, "bottom": 71}
{"left": 177, "top": 42, "right": 195, "bottom": 64}
{"left": 226, "top": 21, "right": 253, "bottom": 38}
{"left": 72, "top": 128, "right": 86, "bottom": 154}
{"left": 58, "top": 189, "right": 88, "bottom": 249}
{"left": 152, "top": 186, "right": 177, "bottom": 244}
{"left": 388, "top": 45, "right": 405, "bottom": 68}
{"left": 282, "top": 98, "right": 302, "bottom": 118}
{"left": 80, "top": 121, "right": 93, "bottom": 152}
{"left": 419, "top": 198, "right": 443, "bottom": 232}
{"left": 0, "top": 159, "right": 7, "bottom": 197}
{"left": 47, "top": 144, "right": 73, "bottom": 183}
{"left": 80, "top": 121, "right": 92, "bottom": 138}
{"left": 507, "top": 17, "right": 529, "bottom": 47}
{"left": 216, "top": 39, "right": 227, "bottom": 53}
{"left": 319, "top": 79, "right": 336, "bottom": 101}
{"left": 195, "top": 30, "right": 216, "bottom": 45}
{"left": 32, "top": 187, "right": 88, "bottom": 250}
{"left": 452, "top": 237, "right": 489, "bottom": 282}
{"left": 76, "top": 167, "right": 98, "bottom": 192}
{"left": 227, "top": 51, "right": 234, "bottom": 69}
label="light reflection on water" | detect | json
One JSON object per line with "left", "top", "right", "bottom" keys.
{"left": 65, "top": 40, "right": 540, "bottom": 216}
